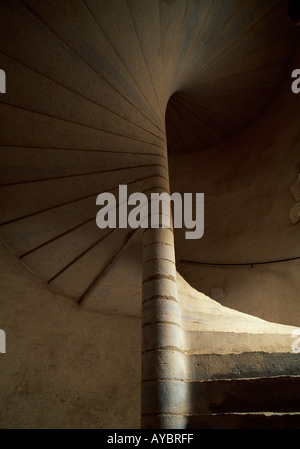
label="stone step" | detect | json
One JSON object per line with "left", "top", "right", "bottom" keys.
{"left": 187, "top": 375, "right": 300, "bottom": 415}
{"left": 141, "top": 375, "right": 300, "bottom": 419}
{"left": 187, "top": 351, "right": 300, "bottom": 381}
{"left": 186, "top": 412, "right": 300, "bottom": 429}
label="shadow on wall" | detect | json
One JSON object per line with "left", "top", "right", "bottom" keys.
{"left": 288, "top": 0, "right": 300, "bottom": 26}
{"left": 167, "top": 44, "right": 300, "bottom": 327}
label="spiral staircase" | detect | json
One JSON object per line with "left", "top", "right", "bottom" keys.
{"left": 0, "top": 0, "right": 300, "bottom": 428}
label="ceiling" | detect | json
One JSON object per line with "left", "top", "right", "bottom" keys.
{"left": 166, "top": 0, "right": 297, "bottom": 153}
{"left": 0, "top": 0, "right": 298, "bottom": 313}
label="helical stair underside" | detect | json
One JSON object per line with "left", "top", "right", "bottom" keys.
{"left": 1, "top": 0, "right": 300, "bottom": 428}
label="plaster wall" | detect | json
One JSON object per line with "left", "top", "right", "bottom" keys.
{"left": 170, "top": 54, "right": 300, "bottom": 327}
{"left": 0, "top": 239, "right": 141, "bottom": 429}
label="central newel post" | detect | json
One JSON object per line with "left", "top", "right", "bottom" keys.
{"left": 141, "top": 188, "right": 189, "bottom": 428}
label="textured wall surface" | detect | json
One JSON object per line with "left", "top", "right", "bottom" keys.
{"left": 0, "top": 0, "right": 300, "bottom": 429}
{"left": 0, "top": 238, "right": 141, "bottom": 428}
{"left": 170, "top": 48, "right": 300, "bottom": 326}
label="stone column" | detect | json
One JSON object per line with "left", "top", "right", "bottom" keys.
{"left": 141, "top": 223, "right": 188, "bottom": 428}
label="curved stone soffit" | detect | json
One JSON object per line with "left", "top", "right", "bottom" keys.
{"left": 0, "top": 0, "right": 300, "bottom": 428}
{"left": 0, "top": 0, "right": 297, "bottom": 304}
